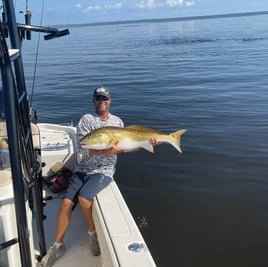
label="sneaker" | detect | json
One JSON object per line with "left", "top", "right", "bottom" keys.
{"left": 89, "top": 232, "right": 100, "bottom": 256}
{"left": 40, "top": 243, "right": 66, "bottom": 267}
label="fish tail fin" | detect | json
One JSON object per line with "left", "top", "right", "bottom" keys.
{"left": 169, "top": 129, "right": 187, "bottom": 153}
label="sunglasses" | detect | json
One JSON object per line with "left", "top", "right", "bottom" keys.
{"left": 94, "top": 95, "right": 109, "bottom": 101}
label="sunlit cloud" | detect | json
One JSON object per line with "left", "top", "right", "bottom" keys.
{"left": 166, "top": 0, "right": 183, "bottom": 6}
{"left": 105, "top": 3, "right": 123, "bottom": 9}
{"left": 137, "top": 0, "right": 195, "bottom": 9}
{"left": 82, "top": 3, "right": 123, "bottom": 13}
{"left": 77, "top": 0, "right": 195, "bottom": 14}
{"left": 166, "top": 0, "right": 195, "bottom": 7}
{"left": 84, "top": 5, "right": 101, "bottom": 12}
{"left": 137, "top": 0, "right": 162, "bottom": 9}
{"left": 186, "top": 1, "right": 195, "bottom": 6}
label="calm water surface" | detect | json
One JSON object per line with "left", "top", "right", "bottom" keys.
{"left": 2, "top": 14, "right": 268, "bottom": 267}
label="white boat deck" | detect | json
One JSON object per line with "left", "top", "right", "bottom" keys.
{"left": 36, "top": 123, "right": 156, "bottom": 267}
{"left": 35, "top": 192, "right": 101, "bottom": 267}
{"left": 0, "top": 122, "right": 156, "bottom": 267}
{"left": 35, "top": 123, "right": 99, "bottom": 266}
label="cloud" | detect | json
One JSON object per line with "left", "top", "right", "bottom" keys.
{"left": 77, "top": 0, "right": 195, "bottom": 14}
{"left": 104, "top": 3, "right": 123, "bottom": 9}
{"left": 166, "top": 0, "right": 195, "bottom": 7}
{"left": 186, "top": 1, "right": 195, "bottom": 6}
{"left": 136, "top": 0, "right": 195, "bottom": 9}
{"left": 165, "top": 0, "right": 184, "bottom": 6}
{"left": 83, "top": 5, "right": 101, "bottom": 12}
{"left": 82, "top": 2, "right": 123, "bottom": 13}
{"left": 136, "top": 0, "right": 161, "bottom": 9}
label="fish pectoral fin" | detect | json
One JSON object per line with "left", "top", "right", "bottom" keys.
{"left": 142, "top": 143, "right": 154, "bottom": 153}
{"left": 108, "top": 138, "right": 118, "bottom": 147}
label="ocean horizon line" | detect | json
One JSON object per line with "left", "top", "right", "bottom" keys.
{"left": 52, "top": 10, "right": 268, "bottom": 28}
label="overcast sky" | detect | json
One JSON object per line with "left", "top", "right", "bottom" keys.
{"left": 15, "top": 0, "right": 268, "bottom": 25}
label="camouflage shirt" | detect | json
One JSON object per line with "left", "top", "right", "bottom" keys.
{"left": 75, "top": 113, "right": 124, "bottom": 177}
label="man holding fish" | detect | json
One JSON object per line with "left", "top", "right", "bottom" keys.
{"left": 41, "top": 86, "right": 185, "bottom": 267}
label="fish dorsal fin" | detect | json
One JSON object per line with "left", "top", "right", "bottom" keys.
{"left": 127, "top": 125, "right": 163, "bottom": 134}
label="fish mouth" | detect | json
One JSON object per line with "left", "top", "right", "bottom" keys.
{"left": 80, "top": 143, "right": 90, "bottom": 149}
{"left": 79, "top": 140, "right": 88, "bottom": 146}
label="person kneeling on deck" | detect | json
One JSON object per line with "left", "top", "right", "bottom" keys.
{"left": 41, "top": 86, "right": 126, "bottom": 267}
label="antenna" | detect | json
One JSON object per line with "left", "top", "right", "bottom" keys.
{"left": 25, "top": 1, "right": 32, "bottom": 40}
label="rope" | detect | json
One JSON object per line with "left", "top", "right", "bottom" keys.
{"left": 29, "top": 0, "right": 45, "bottom": 109}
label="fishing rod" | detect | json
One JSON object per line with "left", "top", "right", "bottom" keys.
{"left": 27, "top": 0, "right": 42, "bottom": 120}
{"left": 19, "top": 0, "right": 69, "bottom": 121}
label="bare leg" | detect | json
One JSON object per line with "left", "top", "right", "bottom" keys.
{"left": 40, "top": 198, "right": 74, "bottom": 266}
{"left": 55, "top": 198, "right": 74, "bottom": 243}
{"left": 78, "top": 196, "right": 101, "bottom": 256}
{"left": 78, "top": 196, "right": 95, "bottom": 232}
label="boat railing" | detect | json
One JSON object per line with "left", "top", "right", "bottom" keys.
{"left": 0, "top": 0, "right": 69, "bottom": 266}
